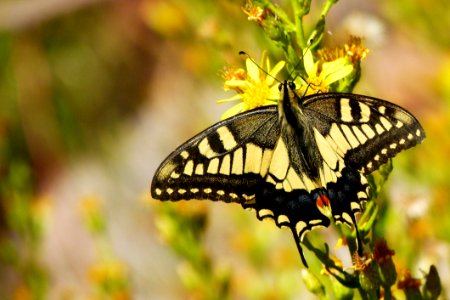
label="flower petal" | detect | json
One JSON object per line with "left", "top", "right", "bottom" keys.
{"left": 266, "top": 61, "right": 285, "bottom": 85}
{"left": 303, "top": 50, "right": 317, "bottom": 78}
{"left": 323, "top": 64, "right": 353, "bottom": 85}
{"left": 217, "top": 94, "right": 243, "bottom": 103}
{"left": 246, "top": 59, "right": 260, "bottom": 83}
{"left": 224, "top": 79, "right": 248, "bottom": 89}
{"left": 221, "top": 102, "right": 247, "bottom": 119}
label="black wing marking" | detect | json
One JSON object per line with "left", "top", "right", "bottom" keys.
{"left": 151, "top": 106, "right": 280, "bottom": 203}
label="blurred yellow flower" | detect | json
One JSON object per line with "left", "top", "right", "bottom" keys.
{"left": 88, "top": 260, "right": 130, "bottom": 300}
{"left": 218, "top": 53, "right": 285, "bottom": 119}
{"left": 88, "top": 260, "right": 128, "bottom": 283}
{"left": 79, "top": 195, "right": 105, "bottom": 234}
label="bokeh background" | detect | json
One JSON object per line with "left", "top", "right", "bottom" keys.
{"left": 0, "top": 0, "right": 449, "bottom": 299}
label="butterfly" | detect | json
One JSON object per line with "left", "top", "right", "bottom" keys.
{"left": 151, "top": 81, "right": 425, "bottom": 267}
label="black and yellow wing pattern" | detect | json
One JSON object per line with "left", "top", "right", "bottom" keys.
{"left": 151, "top": 81, "right": 425, "bottom": 266}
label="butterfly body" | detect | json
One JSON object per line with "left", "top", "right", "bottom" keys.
{"left": 151, "top": 81, "right": 425, "bottom": 266}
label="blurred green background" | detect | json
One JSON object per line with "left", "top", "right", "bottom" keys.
{"left": 0, "top": 0, "right": 449, "bottom": 299}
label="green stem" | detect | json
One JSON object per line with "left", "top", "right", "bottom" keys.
{"left": 290, "top": 0, "right": 311, "bottom": 48}
{"left": 321, "top": 0, "right": 338, "bottom": 18}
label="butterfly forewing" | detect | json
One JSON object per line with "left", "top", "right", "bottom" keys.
{"left": 303, "top": 93, "right": 425, "bottom": 175}
{"left": 151, "top": 106, "right": 280, "bottom": 203}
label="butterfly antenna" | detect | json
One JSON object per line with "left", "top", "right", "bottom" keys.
{"left": 239, "top": 51, "right": 282, "bottom": 84}
{"left": 290, "top": 226, "right": 309, "bottom": 268}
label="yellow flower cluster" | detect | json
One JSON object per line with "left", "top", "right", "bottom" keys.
{"left": 218, "top": 53, "right": 285, "bottom": 119}
{"left": 218, "top": 44, "right": 362, "bottom": 118}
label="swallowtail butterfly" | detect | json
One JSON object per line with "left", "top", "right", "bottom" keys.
{"left": 151, "top": 81, "right": 425, "bottom": 266}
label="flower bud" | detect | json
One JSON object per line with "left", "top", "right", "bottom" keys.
{"left": 301, "top": 269, "right": 325, "bottom": 297}
{"left": 329, "top": 275, "right": 354, "bottom": 300}
{"left": 423, "top": 265, "right": 441, "bottom": 299}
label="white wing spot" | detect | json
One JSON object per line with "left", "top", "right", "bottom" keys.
{"left": 258, "top": 209, "right": 274, "bottom": 218}
{"left": 375, "top": 123, "right": 385, "bottom": 134}
{"left": 219, "top": 154, "right": 231, "bottom": 175}
{"left": 314, "top": 128, "right": 339, "bottom": 169}
{"left": 309, "top": 219, "right": 325, "bottom": 225}
{"left": 244, "top": 143, "right": 263, "bottom": 174}
{"left": 357, "top": 191, "right": 368, "bottom": 200}
{"left": 260, "top": 149, "right": 273, "bottom": 177}
{"left": 359, "top": 102, "right": 371, "bottom": 122}
{"left": 170, "top": 172, "right": 180, "bottom": 179}
{"left": 361, "top": 124, "right": 376, "bottom": 139}
{"left": 207, "top": 158, "right": 220, "bottom": 174}
{"left": 329, "top": 123, "right": 352, "bottom": 153}
{"left": 296, "top": 221, "right": 307, "bottom": 238}
{"left": 283, "top": 180, "right": 293, "bottom": 192}
{"left": 378, "top": 106, "right": 386, "bottom": 114}
{"left": 407, "top": 133, "right": 414, "bottom": 140}
{"left": 286, "top": 168, "right": 306, "bottom": 190}
{"left": 341, "top": 213, "right": 353, "bottom": 224}
{"left": 243, "top": 194, "right": 255, "bottom": 200}
{"left": 325, "top": 135, "right": 344, "bottom": 157}
{"left": 180, "top": 151, "right": 189, "bottom": 159}
{"left": 155, "top": 188, "right": 162, "bottom": 196}
{"left": 178, "top": 189, "right": 186, "bottom": 194}
{"left": 399, "top": 138, "right": 406, "bottom": 145}
{"left": 229, "top": 193, "right": 238, "bottom": 199}
{"left": 395, "top": 121, "right": 404, "bottom": 128}
{"left": 351, "top": 201, "right": 361, "bottom": 211}
{"left": 217, "top": 126, "right": 237, "bottom": 150}
{"left": 269, "top": 139, "right": 290, "bottom": 180}
{"left": 184, "top": 160, "right": 194, "bottom": 176}
{"left": 204, "top": 188, "right": 212, "bottom": 194}
{"left": 231, "top": 147, "right": 244, "bottom": 175}
{"left": 167, "top": 188, "right": 174, "bottom": 195}
{"left": 302, "top": 175, "right": 316, "bottom": 192}
{"left": 190, "top": 188, "right": 199, "bottom": 193}
{"left": 390, "top": 143, "right": 397, "bottom": 149}
{"left": 217, "top": 190, "right": 225, "bottom": 196}
{"left": 367, "top": 162, "right": 373, "bottom": 169}
{"left": 195, "top": 163, "right": 204, "bottom": 175}
{"left": 341, "top": 124, "right": 360, "bottom": 148}
{"left": 374, "top": 154, "right": 380, "bottom": 161}
{"left": 198, "top": 137, "right": 218, "bottom": 158}
{"left": 352, "top": 126, "right": 368, "bottom": 144}
{"left": 380, "top": 116, "right": 393, "bottom": 131}
{"left": 277, "top": 215, "right": 289, "bottom": 224}
{"left": 416, "top": 129, "right": 421, "bottom": 136}
{"left": 340, "top": 98, "right": 353, "bottom": 122}
{"left": 381, "top": 148, "right": 388, "bottom": 155}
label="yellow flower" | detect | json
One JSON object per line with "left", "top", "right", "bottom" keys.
{"left": 317, "top": 36, "right": 369, "bottom": 65}
{"left": 297, "top": 49, "right": 353, "bottom": 94}
{"left": 218, "top": 53, "right": 285, "bottom": 119}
